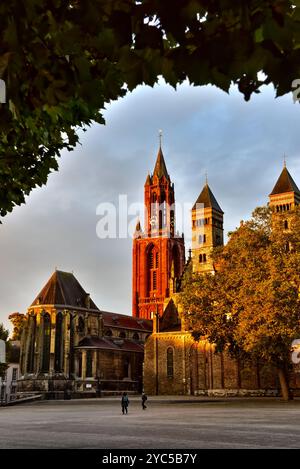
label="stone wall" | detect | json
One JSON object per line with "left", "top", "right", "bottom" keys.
{"left": 144, "top": 330, "right": 291, "bottom": 396}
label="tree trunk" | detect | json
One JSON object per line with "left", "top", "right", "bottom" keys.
{"left": 277, "top": 368, "right": 292, "bottom": 401}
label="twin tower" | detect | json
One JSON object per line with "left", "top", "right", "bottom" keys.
{"left": 132, "top": 144, "right": 224, "bottom": 319}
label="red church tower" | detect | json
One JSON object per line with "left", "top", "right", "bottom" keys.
{"left": 132, "top": 142, "right": 185, "bottom": 319}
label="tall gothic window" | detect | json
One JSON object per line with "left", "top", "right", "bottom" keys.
{"left": 78, "top": 352, "right": 82, "bottom": 378}
{"left": 123, "top": 355, "right": 130, "bottom": 378}
{"left": 147, "top": 245, "right": 159, "bottom": 295}
{"left": 86, "top": 350, "right": 93, "bottom": 378}
{"left": 42, "top": 313, "right": 51, "bottom": 372}
{"left": 167, "top": 347, "right": 174, "bottom": 378}
{"left": 78, "top": 316, "right": 85, "bottom": 334}
{"left": 172, "top": 245, "right": 180, "bottom": 279}
{"left": 151, "top": 192, "right": 157, "bottom": 228}
{"left": 27, "top": 315, "right": 36, "bottom": 373}
{"left": 69, "top": 314, "right": 75, "bottom": 377}
{"left": 54, "top": 312, "right": 63, "bottom": 372}
{"left": 159, "top": 191, "right": 166, "bottom": 229}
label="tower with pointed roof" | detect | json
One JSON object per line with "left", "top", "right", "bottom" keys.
{"left": 269, "top": 163, "right": 300, "bottom": 213}
{"left": 132, "top": 143, "right": 185, "bottom": 319}
{"left": 191, "top": 181, "right": 224, "bottom": 273}
{"left": 268, "top": 163, "right": 300, "bottom": 246}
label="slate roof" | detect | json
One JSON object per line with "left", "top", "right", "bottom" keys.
{"left": 153, "top": 146, "right": 169, "bottom": 180}
{"left": 193, "top": 183, "right": 223, "bottom": 212}
{"left": 31, "top": 271, "right": 99, "bottom": 309}
{"left": 30, "top": 271, "right": 152, "bottom": 332}
{"left": 270, "top": 166, "right": 300, "bottom": 196}
{"left": 101, "top": 311, "right": 152, "bottom": 332}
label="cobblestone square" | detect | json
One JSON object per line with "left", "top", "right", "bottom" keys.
{"left": 1, "top": 397, "right": 300, "bottom": 449}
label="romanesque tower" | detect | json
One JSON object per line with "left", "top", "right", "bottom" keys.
{"left": 191, "top": 180, "right": 224, "bottom": 273}
{"left": 269, "top": 162, "right": 300, "bottom": 217}
{"left": 132, "top": 143, "right": 185, "bottom": 319}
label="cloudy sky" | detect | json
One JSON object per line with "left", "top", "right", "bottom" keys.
{"left": 1, "top": 80, "right": 300, "bottom": 332}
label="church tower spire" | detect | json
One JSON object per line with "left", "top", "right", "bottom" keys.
{"left": 269, "top": 163, "right": 300, "bottom": 212}
{"left": 132, "top": 139, "right": 185, "bottom": 319}
{"left": 191, "top": 179, "right": 224, "bottom": 273}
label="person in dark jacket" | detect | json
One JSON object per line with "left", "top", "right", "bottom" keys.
{"left": 121, "top": 392, "right": 129, "bottom": 414}
{"left": 141, "top": 392, "right": 147, "bottom": 410}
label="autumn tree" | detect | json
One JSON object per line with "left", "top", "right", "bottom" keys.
{"left": 181, "top": 206, "right": 300, "bottom": 401}
{"left": 8, "top": 312, "right": 26, "bottom": 341}
{"left": 1, "top": 1, "right": 300, "bottom": 218}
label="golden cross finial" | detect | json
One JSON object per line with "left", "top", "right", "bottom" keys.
{"left": 205, "top": 171, "right": 208, "bottom": 185}
{"left": 159, "top": 129, "right": 163, "bottom": 147}
{"left": 283, "top": 154, "right": 287, "bottom": 168}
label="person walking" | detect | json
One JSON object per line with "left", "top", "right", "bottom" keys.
{"left": 141, "top": 392, "right": 147, "bottom": 410}
{"left": 121, "top": 392, "right": 129, "bottom": 414}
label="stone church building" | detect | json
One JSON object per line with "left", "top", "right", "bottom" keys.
{"left": 18, "top": 143, "right": 300, "bottom": 398}
{"left": 137, "top": 148, "right": 300, "bottom": 396}
{"left": 18, "top": 271, "right": 151, "bottom": 397}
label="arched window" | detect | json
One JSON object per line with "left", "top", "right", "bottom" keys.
{"left": 159, "top": 191, "right": 166, "bottom": 229}
{"left": 104, "top": 329, "right": 112, "bottom": 337}
{"left": 147, "top": 245, "right": 159, "bottom": 295}
{"left": 54, "top": 312, "right": 63, "bottom": 372}
{"left": 86, "top": 350, "right": 93, "bottom": 378}
{"left": 78, "top": 316, "right": 85, "bottom": 334}
{"left": 42, "top": 313, "right": 51, "bottom": 372}
{"left": 78, "top": 352, "right": 82, "bottom": 378}
{"left": 132, "top": 332, "right": 139, "bottom": 340}
{"left": 69, "top": 314, "right": 75, "bottom": 376}
{"left": 123, "top": 356, "right": 130, "bottom": 378}
{"left": 199, "top": 254, "right": 203, "bottom": 263}
{"left": 284, "top": 220, "right": 289, "bottom": 229}
{"left": 172, "top": 245, "right": 180, "bottom": 279}
{"left": 203, "top": 254, "right": 207, "bottom": 262}
{"left": 167, "top": 347, "right": 174, "bottom": 378}
{"left": 119, "top": 331, "right": 126, "bottom": 339}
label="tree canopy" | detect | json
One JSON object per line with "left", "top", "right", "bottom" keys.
{"left": 181, "top": 206, "right": 300, "bottom": 400}
{"left": 0, "top": 323, "right": 9, "bottom": 342}
{"left": 8, "top": 312, "right": 26, "bottom": 341}
{"left": 1, "top": 1, "right": 300, "bottom": 218}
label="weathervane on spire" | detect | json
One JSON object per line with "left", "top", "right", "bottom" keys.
{"left": 205, "top": 171, "right": 208, "bottom": 185}
{"left": 159, "top": 129, "right": 163, "bottom": 147}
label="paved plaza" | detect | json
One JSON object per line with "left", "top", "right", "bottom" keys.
{"left": 0, "top": 396, "right": 300, "bottom": 449}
